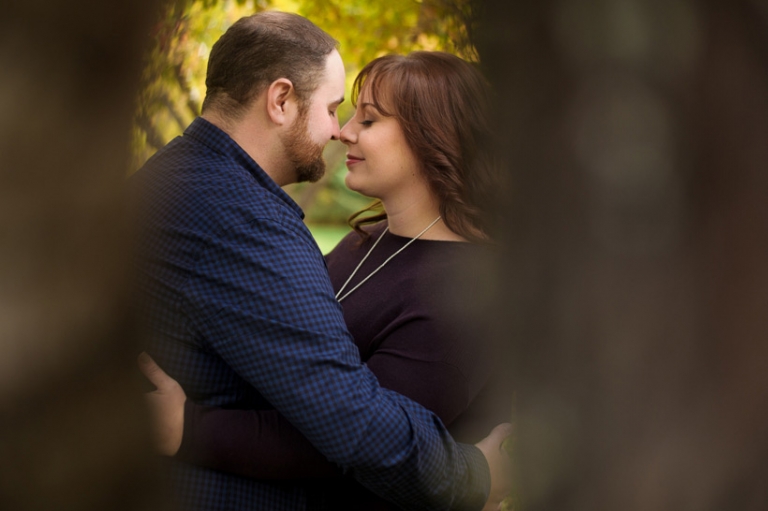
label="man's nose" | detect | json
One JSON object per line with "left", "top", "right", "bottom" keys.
{"left": 330, "top": 118, "right": 341, "bottom": 141}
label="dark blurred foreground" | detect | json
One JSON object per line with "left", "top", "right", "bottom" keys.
{"left": 0, "top": 0, "right": 164, "bottom": 509}
{"left": 0, "top": 0, "right": 766, "bottom": 509}
{"left": 478, "top": 0, "right": 768, "bottom": 509}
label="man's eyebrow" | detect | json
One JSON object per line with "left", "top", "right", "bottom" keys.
{"left": 329, "top": 96, "right": 344, "bottom": 106}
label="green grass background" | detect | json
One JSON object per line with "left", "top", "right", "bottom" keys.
{"left": 307, "top": 224, "right": 352, "bottom": 255}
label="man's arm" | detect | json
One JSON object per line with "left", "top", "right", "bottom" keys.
{"left": 181, "top": 216, "right": 490, "bottom": 510}
{"left": 144, "top": 317, "right": 478, "bottom": 479}
{"left": 139, "top": 351, "right": 512, "bottom": 510}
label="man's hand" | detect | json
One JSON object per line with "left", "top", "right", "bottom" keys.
{"left": 475, "top": 423, "right": 514, "bottom": 511}
{"left": 138, "top": 352, "right": 186, "bottom": 456}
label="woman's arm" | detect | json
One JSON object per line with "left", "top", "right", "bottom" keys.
{"left": 178, "top": 403, "right": 340, "bottom": 478}
{"left": 139, "top": 353, "right": 339, "bottom": 479}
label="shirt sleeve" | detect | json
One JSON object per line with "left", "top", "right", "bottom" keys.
{"left": 180, "top": 215, "right": 490, "bottom": 511}
{"left": 175, "top": 318, "right": 473, "bottom": 480}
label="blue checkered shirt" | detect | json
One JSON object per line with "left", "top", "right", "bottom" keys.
{"left": 132, "top": 118, "right": 490, "bottom": 511}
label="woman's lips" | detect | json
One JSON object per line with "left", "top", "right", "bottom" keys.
{"left": 346, "top": 155, "right": 364, "bottom": 167}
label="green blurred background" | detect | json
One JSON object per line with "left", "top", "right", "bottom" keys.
{"left": 131, "top": 0, "right": 477, "bottom": 253}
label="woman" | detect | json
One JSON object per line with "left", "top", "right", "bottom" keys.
{"left": 142, "top": 50, "right": 506, "bottom": 509}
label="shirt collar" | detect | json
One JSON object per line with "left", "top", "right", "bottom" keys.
{"left": 183, "top": 117, "right": 305, "bottom": 219}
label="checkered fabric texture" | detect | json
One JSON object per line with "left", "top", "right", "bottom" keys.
{"left": 132, "top": 118, "right": 490, "bottom": 511}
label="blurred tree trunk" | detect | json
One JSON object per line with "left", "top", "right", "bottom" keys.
{"left": 0, "top": 0, "right": 167, "bottom": 510}
{"left": 477, "top": 0, "right": 768, "bottom": 509}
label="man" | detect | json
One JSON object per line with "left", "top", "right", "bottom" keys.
{"left": 133, "top": 11, "right": 509, "bottom": 511}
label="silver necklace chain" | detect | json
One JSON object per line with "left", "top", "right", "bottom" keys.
{"left": 335, "top": 216, "right": 442, "bottom": 303}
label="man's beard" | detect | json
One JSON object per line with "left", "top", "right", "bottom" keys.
{"left": 282, "top": 108, "right": 326, "bottom": 184}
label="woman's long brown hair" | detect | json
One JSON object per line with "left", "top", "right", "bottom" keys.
{"left": 348, "top": 51, "right": 500, "bottom": 243}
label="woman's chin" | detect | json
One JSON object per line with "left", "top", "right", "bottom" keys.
{"left": 344, "top": 176, "right": 367, "bottom": 196}
{"left": 345, "top": 176, "right": 386, "bottom": 201}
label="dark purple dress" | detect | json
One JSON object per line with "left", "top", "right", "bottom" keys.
{"left": 175, "top": 223, "right": 505, "bottom": 509}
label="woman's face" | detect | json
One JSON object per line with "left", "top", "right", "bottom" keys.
{"left": 340, "top": 88, "right": 426, "bottom": 202}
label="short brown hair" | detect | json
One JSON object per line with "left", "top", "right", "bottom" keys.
{"left": 349, "top": 52, "right": 499, "bottom": 243}
{"left": 202, "top": 11, "right": 338, "bottom": 120}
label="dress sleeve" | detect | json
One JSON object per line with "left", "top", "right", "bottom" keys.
{"left": 175, "top": 403, "right": 340, "bottom": 479}
{"left": 176, "top": 216, "right": 489, "bottom": 511}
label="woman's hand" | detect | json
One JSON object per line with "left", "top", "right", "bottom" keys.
{"left": 137, "top": 352, "right": 186, "bottom": 457}
{"left": 475, "top": 422, "right": 514, "bottom": 511}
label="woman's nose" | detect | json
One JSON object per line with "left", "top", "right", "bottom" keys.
{"left": 339, "top": 119, "right": 356, "bottom": 145}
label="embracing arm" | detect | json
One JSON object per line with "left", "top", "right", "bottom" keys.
{"left": 139, "top": 352, "right": 337, "bottom": 479}
{"left": 178, "top": 403, "right": 339, "bottom": 478}
{"left": 141, "top": 330, "right": 510, "bottom": 508}
{"left": 142, "top": 318, "right": 485, "bottom": 480}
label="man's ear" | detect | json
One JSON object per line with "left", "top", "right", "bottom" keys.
{"left": 265, "top": 78, "right": 296, "bottom": 126}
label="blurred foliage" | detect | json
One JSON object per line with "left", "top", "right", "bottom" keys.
{"left": 132, "top": 0, "right": 479, "bottom": 226}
